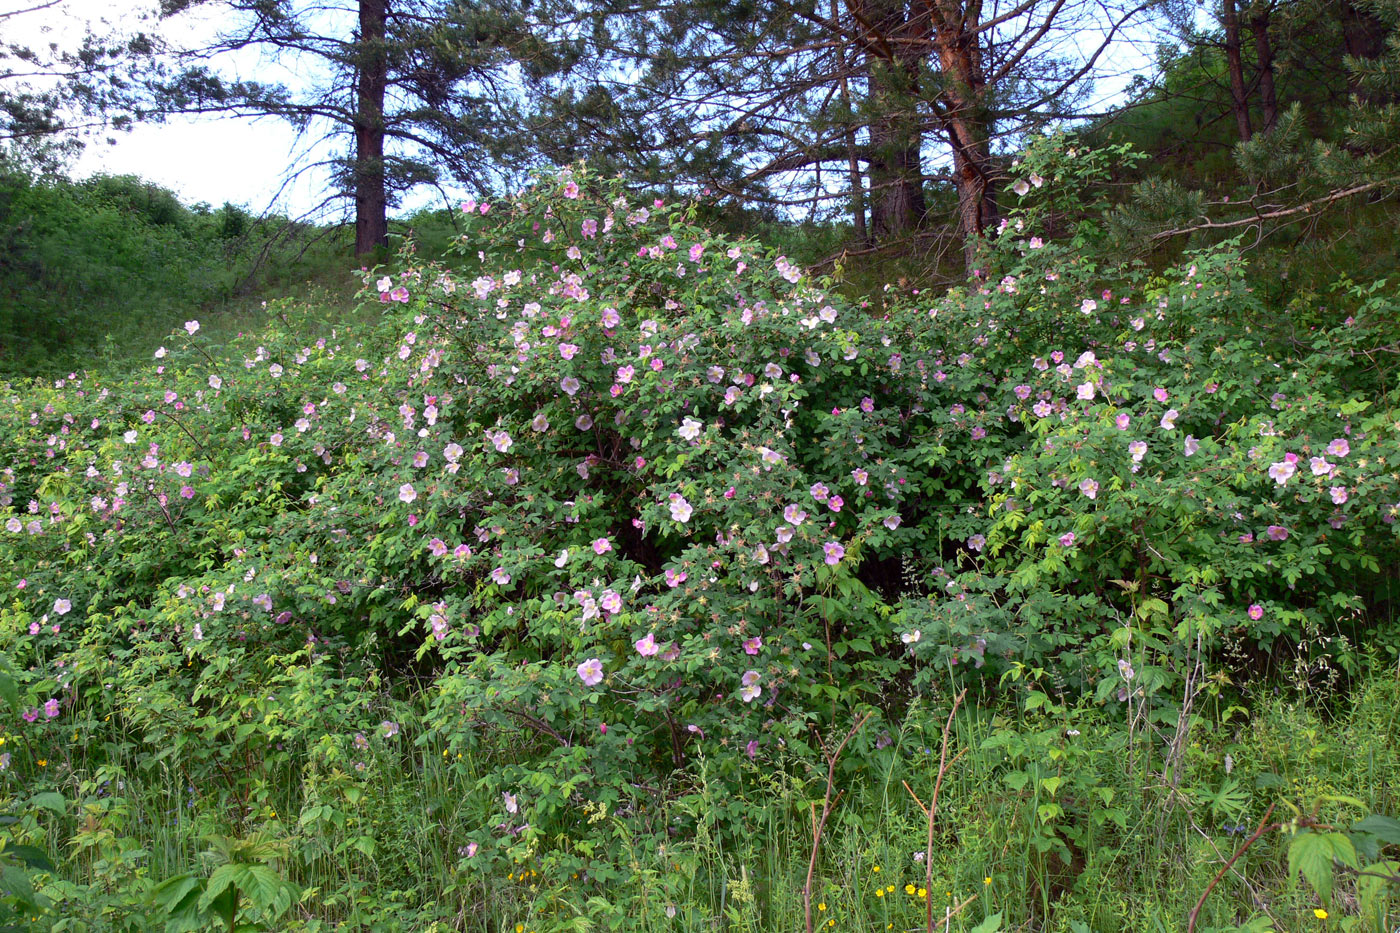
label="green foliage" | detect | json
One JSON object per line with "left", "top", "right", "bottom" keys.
{"left": 0, "top": 169, "right": 351, "bottom": 377}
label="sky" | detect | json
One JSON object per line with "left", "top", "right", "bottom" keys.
{"left": 8, "top": 0, "right": 383, "bottom": 219}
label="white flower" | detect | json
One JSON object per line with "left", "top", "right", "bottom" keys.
{"left": 677, "top": 417, "right": 703, "bottom": 441}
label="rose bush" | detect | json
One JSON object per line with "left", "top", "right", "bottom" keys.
{"left": 2, "top": 141, "right": 1399, "bottom": 901}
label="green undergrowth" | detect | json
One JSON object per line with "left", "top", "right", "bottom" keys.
{"left": 2, "top": 670, "right": 1397, "bottom": 931}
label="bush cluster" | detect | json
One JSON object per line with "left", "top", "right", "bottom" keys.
{"left": 2, "top": 143, "right": 1399, "bottom": 923}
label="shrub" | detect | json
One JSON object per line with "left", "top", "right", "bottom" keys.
{"left": 2, "top": 143, "right": 1400, "bottom": 911}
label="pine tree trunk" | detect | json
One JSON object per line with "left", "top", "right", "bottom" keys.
{"left": 354, "top": 0, "right": 389, "bottom": 258}
{"left": 859, "top": 0, "right": 928, "bottom": 242}
{"left": 931, "top": 14, "right": 998, "bottom": 271}
{"left": 1250, "top": 5, "right": 1278, "bottom": 133}
{"left": 867, "top": 121, "right": 926, "bottom": 240}
{"left": 1223, "top": 0, "right": 1254, "bottom": 142}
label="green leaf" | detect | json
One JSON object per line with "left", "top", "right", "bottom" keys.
{"left": 28, "top": 792, "right": 65, "bottom": 815}
{"left": 1352, "top": 814, "right": 1400, "bottom": 846}
{"left": 1287, "top": 832, "right": 1334, "bottom": 903}
{"left": 969, "top": 913, "right": 1004, "bottom": 933}
{"left": 0, "top": 670, "right": 19, "bottom": 714}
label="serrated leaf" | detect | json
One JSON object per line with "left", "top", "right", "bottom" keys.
{"left": 1288, "top": 832, "right": 1334, "bottom": 903}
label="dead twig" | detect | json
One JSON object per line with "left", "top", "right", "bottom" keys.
{"left": 1187, "top": 802, "right": 1279, "bottom": 933}
{"left": 803, "top": 712, "right": 871, "bottom": 933}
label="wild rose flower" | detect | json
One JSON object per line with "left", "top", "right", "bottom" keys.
{"left": 577, "top": 658, "right": 604, "bottom": 686}
{"left": 1309, "top": 457, "right": 1332, "bottom": 476}
{"left": 635, "top": 633, "right": 658, "bottom": 656}
{"left": 1327, "top": 438, "right": 1350, "bottom": 457}
{"left": 743, "top": 636, "right": 762, "bottom": 655}
{"left": 398, "top": 483, "right": 417, "bottom": 503}
{"left": 1079, "top": 478, "right": 1099, "bottom": 499}
{"left": 822, "top": 542, "right": 845, "bottom": 565}
{"left": 1268, "top": 460, "right": 1295, "bottom": 485}
{"left": 592, "top": 538, "right": 612, "bottom": 555}
{"left": 1160, "top": 409, "right": 1178, "bottom": 430}
{"left": 668, "top": 494, "right": 693, "bottom": 523}
{"left": 490, "top": 567, "right": 511, "bottom": 585}
{"left": 1247, "top": 604, "right": 1264, "bottom": 620}
{"left": 1059, "top": 532, "right": 1076, "bottom": 548}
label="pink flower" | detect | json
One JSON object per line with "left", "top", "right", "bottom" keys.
{"left": 668, "top": 494, "right": 693, "bottom": 523}
{"left": 743, "top": 636, "right": 762, "bottom": 655}
{"left": 1309, "top": 457, "right": 1332, "bottom": 476}
{"left": 43, "top": 698, "right": 59, "bottom": 718}
{"left": 1247, "top": 604, "right": 1264, "bottom": 620}
{"left": 1330, "top": 486, "right": 1348, "bottom": 505}
{"left": 1267, "top": 460, "right": 1295, "bottom": 485}
{"left": 1059, "top": 532, "right": 1076, "bottom": 548}
{"left": 1326, "top": 438, "right": 1349, "bottom": 457}
{"left": 1153, "top": 387, "right": 1169, "bottom": 403}
{"left": 1160, "top": 409, "right": 1178, "bottom": 430}
{"left": 53, "top": 598, "right": 71, "bottom": 615}
{"left": 398, "top": 483, "right": 417, "bottom": 503}
{"left": 634, "top": 633, "right": 659, "bottom": 656}
{"left": 592, "top": 538, "right": 612, "bottom": 555}
{"left": 822, "top": 541, "right": 845, "bottom": 565}
{"left": 1079, "top": 478, "right": 1099, "bottom": 499}
{"left": 490, "top": 567, "right": 511, "bottom": 586}
{"left": 1115, "top": 413, "right": 1131, "bottom": 430}
{"left": 577, "top": 658, "right": 604, "bottom": 686}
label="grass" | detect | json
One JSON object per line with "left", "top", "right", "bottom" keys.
{"left": 13, "top": 668, "right": 1397, "bottom": 931}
